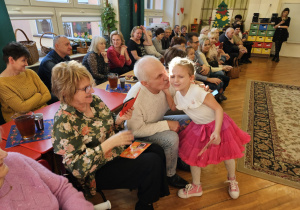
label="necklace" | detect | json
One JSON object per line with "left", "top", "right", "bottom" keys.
{"left": 0, "top": 180, "right": 13, "bottom": 199}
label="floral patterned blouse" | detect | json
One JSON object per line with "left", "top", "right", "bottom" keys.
{"left": 52, "top": 95, "right": 125, "bottom": 197}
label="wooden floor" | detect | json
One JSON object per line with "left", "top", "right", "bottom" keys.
{"left": 97, "top": 56, "right": 300, "bottom": 210}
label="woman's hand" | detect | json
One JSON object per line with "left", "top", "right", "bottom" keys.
{"left": 222, "top": 65, "right": 233, "bottom": 72}
{"left": 103, "top": 130, "right": 134, "bottom": 150}
{"left": 101, "top": 52, "right": 109, "bottom": 63}
{"left": 116, "top": 107, "right": 134, "bottom": 124}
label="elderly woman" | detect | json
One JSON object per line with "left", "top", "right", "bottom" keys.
{"left": 0, "top": 42, "right": 51, "bottom": 122}
{"left": 0, "top": 132, "right": 94, "bottom": 209}
{"left": 207, "top": 32, "right": 230, "bottom": 65}
{"left": 51, "top": 61, "right": 169, "bottom": 210}
{"left": 127, "top": 25, "right": 152, "bottom": 69}
{"left": 82, "top": 36, "right": 109, "bottom": 85}
{"left": 107, "top": 30, "right": 132, "bottom": 74}
{"left": 152, "top": 28, "right": 166, "bottom": 55}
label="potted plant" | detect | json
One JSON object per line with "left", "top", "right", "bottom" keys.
{"left": 100, "top": 1, "right": 118, "bottom": 46}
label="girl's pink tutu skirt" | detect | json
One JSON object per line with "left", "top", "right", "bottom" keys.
{"left": 178, "top": 113, "right": 250, "bottom": 167}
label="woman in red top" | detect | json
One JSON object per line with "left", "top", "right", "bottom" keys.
{"left": 107, "top": 31, "right": 132, "bottom": 74}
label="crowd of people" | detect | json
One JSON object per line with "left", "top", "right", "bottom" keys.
{"left": 5, "top": 12, "right": 289, "bottom": 208}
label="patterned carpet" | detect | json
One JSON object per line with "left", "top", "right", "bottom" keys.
{"left": 237, "top": 80, "right": 300, "bottom": 189}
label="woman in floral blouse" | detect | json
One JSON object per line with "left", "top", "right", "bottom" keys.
{"left": 82, "top": 36, "right": 109, "bottom": 85}
{"left": 51, "top": 60, "right": 169, "bottom": 210}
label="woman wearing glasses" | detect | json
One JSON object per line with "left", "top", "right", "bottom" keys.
{"left": 51, "top": 61, "right": 169, "bottom": 210}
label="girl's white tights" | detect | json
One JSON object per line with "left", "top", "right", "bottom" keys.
{"left": 190, "top": 159, "right": 236, "bottom": 185}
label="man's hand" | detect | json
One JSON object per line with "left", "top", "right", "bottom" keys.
{"left": 207, "top": 78, "right": 222, "bottom": 85}
{"left": 167, "top": 120, "right": 180, "bottom": 132}
{"left": 200, "top": 65, "right": 210, "bottom": 75}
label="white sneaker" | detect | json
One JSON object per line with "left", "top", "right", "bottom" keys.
{"left": 225, "top": 178, "right": 240, "bottom": 199}
{"left": 178, "top": 184, "right": 203, "bottom": 199}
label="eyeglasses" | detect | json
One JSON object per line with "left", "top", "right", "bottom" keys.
{"left": 193, "top": 41, "right": 200, "bottom": 44}
{"left": 76, "top": 85, "right": 93, "bottom": 94}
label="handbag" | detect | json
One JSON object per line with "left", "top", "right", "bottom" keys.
{"left": 227, "top": 57, "right": 240, "bottom": 79}
{"left": 14, "top": 29, "right": 39, "bottom": 65}
{"left": 40, "top": 32, "right": 57, "bottom": 56}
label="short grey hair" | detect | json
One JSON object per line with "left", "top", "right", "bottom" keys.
{"left": 53, "top": 35, "right": 68, "bottom": 48}
{"left": 88, "top": 36, "right": 106, "bottom": 53}
{"left": 134, "top": 55, "right": 160, "bottom": 82}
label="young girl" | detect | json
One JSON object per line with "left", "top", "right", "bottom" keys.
{"left": 164, "top": 57, "right": 250, "bottom": 199}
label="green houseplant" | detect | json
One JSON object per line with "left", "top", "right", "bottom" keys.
{"left": 100, "top": 2, "right": 118, "bottom": 36}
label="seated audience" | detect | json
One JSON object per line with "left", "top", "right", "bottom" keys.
{"left": 82, "top": 36, "right": 109, "bottom": 85}
{"left": 196, "top": 37, "right": 231, "bottom": 102}
{"left": 180, "top": 25, "right": 187, "bottom": 38}
{"left": 38, "top": 35, "right": 72, "bottom": 103}
{"left": 51, "top": 60, "right": 169, "bottom": 210}
{"left": 232, "top": 24, "right": 252, "bottom": 64}
{"left": 219, "top": 27, "right": 240, "bottom": 66}
{"left": 169, "top": 25, "right": 181, "bottom": 41}
{"left": 0, "top": 132, "right": 94, "bottom": 209}
{"left": 232, "top": 14, "right": 244, "bottom": 33}
{"left": 162, "top": 26, "right": 172, "bottom": 50}
{"left": 127, "top": 25, "right": 152, "bottom": 69}
{"left": 107, "top": 30, "right": 132, "bottom": 74}
{"left": 144, "top": 30, "right": 164, "bottom": 61}
{"left": 152, "top": 28, "right": 166, "bottom": 55}
{"left": 0, "top": 42, "right": 51, "bottom": 122}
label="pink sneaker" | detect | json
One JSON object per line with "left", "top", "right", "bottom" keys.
{"left": 178, "top": 184, "right": 203, "bottom": 199}
{"left": 225, "top": 178, "right": 239, "bottom": 199}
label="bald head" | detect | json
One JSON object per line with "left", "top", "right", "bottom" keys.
{"left": 134, "top": 56, "right": 162, "bottom": 82}
{"left": 134, "top": 56, "right": 169, "bottom": 94}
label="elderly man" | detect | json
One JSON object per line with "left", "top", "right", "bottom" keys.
{"left": 162, "top": 27, "right": 172, "bottom": 50}
{"left": 38, "top": 35, "right": 72, "bottom": 103}
{"left": 125, "top": 56, "right": 189, "bottom": 188}
{"left": 219, "top": 27, "right": 240, "bottom": 66}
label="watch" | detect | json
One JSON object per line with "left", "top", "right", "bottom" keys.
{"left": 278, "top": 26, "right": 281, "bottom": 28}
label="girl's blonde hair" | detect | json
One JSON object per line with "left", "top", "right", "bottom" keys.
{"left": 168, "top": 57, "right": 195, "bottom": 76}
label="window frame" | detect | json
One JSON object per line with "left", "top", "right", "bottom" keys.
{"left": 144, "top": 0, "right": 164, "bottom": 26}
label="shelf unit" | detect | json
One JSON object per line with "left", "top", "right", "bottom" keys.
{"left": 190, "top": 24, "right": 200, "bottom": 33}
{"left": 248, "top": 23, "right": 275, "bottom": 57}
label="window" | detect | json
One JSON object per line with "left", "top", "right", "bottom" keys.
{"left": 144, "top": 0, "right": 164, "bottom": 26}
{"left": 5, "top": 0, "right": 102, "bottom": 53}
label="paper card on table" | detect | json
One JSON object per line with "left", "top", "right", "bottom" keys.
{"left": 120, "top": 141, "right": 151, "bottom": 159}
{"left": 6, "top": 119, "right": 54, "bottom": 149}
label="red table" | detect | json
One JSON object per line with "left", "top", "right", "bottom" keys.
{"left": 0, "top": 102, "right": 60, "bottom": 154}
{"left": 1, "top": 139, "right": 41, "bottom": 160}
{"left": 0, "top": 90, "right": 125, "bottom": 154}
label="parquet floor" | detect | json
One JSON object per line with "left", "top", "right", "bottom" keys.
{"left": 95, "top": 56, "right": 300, "bottom": 210}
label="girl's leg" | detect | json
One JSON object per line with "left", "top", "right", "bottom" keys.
{"left": 224, "top": 159, "right": 236, "bottom": 179}
{"left": 178, "top": 166, "right": 203, "bottom": 198}
{"left": 224, "top": 159, "right": 240, "bottom": 199}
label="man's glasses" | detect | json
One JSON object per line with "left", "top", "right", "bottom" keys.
{"left": 76, "top": 85, "right": 93, "bottom": 93}
{"left": 193, "top": 41, "right": 200, "bottom": 44}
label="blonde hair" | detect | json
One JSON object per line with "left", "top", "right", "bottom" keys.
{"left": 88, "top": 36, "right": 106, "bottom": 53}
{"left": 51, "top": 60, "right": 95, "bottom": 105}
{"left": 169, "top": 57, "right": 195, "bottom": 76}
{"left": 208, "top": 32, "right": 219, "bottom": 41}
{"left": 110, "top": 30, "right": 125, "bottom": 45}
{"left": 130, "top": 26, "right": 143, "bottom": 38}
